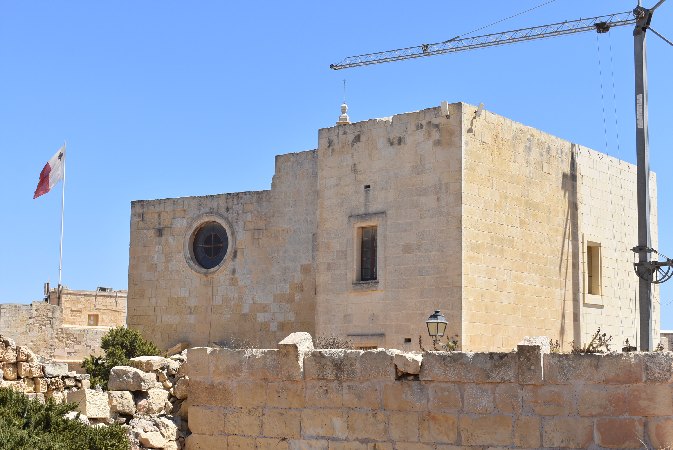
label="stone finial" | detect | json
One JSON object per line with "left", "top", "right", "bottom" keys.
{"left": 337, "top": 102, "right": 350, "bottom": 125}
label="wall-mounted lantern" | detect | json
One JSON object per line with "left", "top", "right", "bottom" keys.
{"left": 425, "top": 310, "right": 448, "bottom": 347}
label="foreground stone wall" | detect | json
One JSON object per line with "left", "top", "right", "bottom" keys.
{"left": 185, "top": 333, "right": 673, "bottom": 449}
{"left": 0, "top": 302, "right": 109, "bottom": 362}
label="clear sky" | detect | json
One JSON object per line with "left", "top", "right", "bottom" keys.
{"left": 2, "top": 1, "right": 672, "bottom": 329}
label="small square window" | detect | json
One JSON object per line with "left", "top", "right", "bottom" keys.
{"left": 587, "top": 242, "right": 601, "bottom": 295}
{"left": 358, "top": 226, "right": 377, "bottom": 282}
{"left": 87, "top": 314, "right": 99, "bottom": 326}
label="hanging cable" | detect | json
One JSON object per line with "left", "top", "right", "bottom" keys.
{"left": 596, "top": 33, "right": 608, "bottom": 159}
{"left": 457, "top": 0, "right": 559, "bottom": 39}
{"left": 608, "top": 31, "right": 622, "bottom": 160}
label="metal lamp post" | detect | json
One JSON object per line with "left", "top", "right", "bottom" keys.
{"left": 426, "top": 310, "right": 448, "bottom": 349}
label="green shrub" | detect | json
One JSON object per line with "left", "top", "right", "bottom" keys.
{"left": 0, "top": 387, "right": 129, "bottom": 450}
{"left": 82, "top": 327, "right": 160, "bottom": 390}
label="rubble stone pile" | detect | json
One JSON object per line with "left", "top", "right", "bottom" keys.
{"left": 1, "top": 334, "right": 190, "bottom": 450}
{"left": 72, "top": 354, "right": 190, "bottom": 450}
{"left": 0, "top": 335, "right": 90, "bottom": 403}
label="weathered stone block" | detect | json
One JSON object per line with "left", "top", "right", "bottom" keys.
{"left": 427, "top": 383, "right": 461, "bottom": 411}
{"left": 523, "top": 385, "right": 575, "bottom": 416}
{"left": 137, "top": 388, "right": 171, "bottom": 415}
{"left": 225, "top": 408, "right": 262, "bottom": 436}
{"left": 516, "top": 344, "right": 542, "bottom": 384}
{"left": 261, "top": 409, "right": 301, "bottom": 439}
{"left": 383, "top": 381, "right": 428, "bottom": 411}
{"left": 2, "top": 363, "right": 17, "bottom": 380}
{"left": 342, "top": 382, "right": 380, "bottom": 409}
{"left": 42, "top": 362, "right": 69, "bottom": 378}
{"left": 643, "top": 352, "right": 673, "bottom": 382}
{"left": 185, "top": 434, "right": 228, "bottom": 450}
{"left": 305, "top": 381, "right": 343, "bottom": 408}
{"left": 187, "top": 406, "right": 226, "bottom": 435}
{"left": 541, "top": 417, "right": 593, "bottom": 448}
{"left": 17, "top": 362, "right": 42, "bottom": 378}
{"left": 647, "top": 418, "right": 673, "bottom": 448}
{"left": 301, "top": 409, "right": 347, "bottom": 439}
{"left": 108, "top": 390, "right": 136, "bottom": 416}
{"left": 209, "top": 348, "right": 281, "bottom": 381}
{"left": 577, "top": 385, "right": 627, "bottom": 416}
{"left": 304, "top": 350, "right": 359, "bottom": 380}
{"left": 514, "top": 416, "right": 540, "bottom": 448}
{"left": 155, "top": 416, "right": 179, "bottom": 440}
{"left": 138, "top": 431, "right": 168, "bottom": 449}
{"left": 463, "top": 384, "right": 495, "bottom": 414}
{"left": 267, "top": 382, "right": 304, "bottom": 408}
{"left": 543, "top": 353, "right": 644, "bottom": 384}
{"left": 67, "top": 389, "right": 110, "bottom": 419}
{"left": 627, "top": 384, "right": 673, "bottom": 416}
{"left": 419, "top": 412, "right": 457, "bottom": 444}
{"left": 392, "top": 351, "right": 422, "bottom": 376}
{"left": 278, "top": 331, "right": 313, "bottom": 380}
{"left": 420, "top": 352, "right": 517, "bottom": 383}
{"left": 173, "top": 376, "right": 189, "bottom": 400}
{"left": 108, "top": 366, "right": 157, "bottom": 391}
{"left": 129, "top": 356, "right": 172, "bottom": 372}
{"left": 33, "top": 377, "right": 48, "bottom": 393}
{"left": 347, "top": 410, "right": 387, "bottom": 441}
{"left": 389, "top": 411, "right": 419, "bottom": 442}
{"left": 459, "top": 415, "right": 513, "bottom": 446}
{"left": 595, "top": 418, "right": 644, "bottom": 448}
{"left": 16, "top": 346, "right": 36, "bottom": 363}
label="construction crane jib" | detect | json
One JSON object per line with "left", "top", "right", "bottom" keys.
{"left": 331, "top": 2, "right": 672, "bottom": 351}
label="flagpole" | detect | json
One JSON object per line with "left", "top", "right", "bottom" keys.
{"left": 58, "top": 141, "right": 66, "bottom": 305}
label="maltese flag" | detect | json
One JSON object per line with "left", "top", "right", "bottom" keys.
{"left": 33, "top": 145, "right": 66, "bottom": 199}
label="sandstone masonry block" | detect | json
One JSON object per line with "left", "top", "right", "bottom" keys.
{"left": 2, "top": 363, "right": 17, "bottom": 380}
{"left": 647, "top": 418, "right": 673, "bottom": 448}
{"left": 108, "top": 366, "right": 157, "bottom": 391}
{"left": 261, "top": 409, "right": 301, "bottom": 439}
{"left": 347, "top": 410, "right": 387, "bottom": 441}
{"left": 108, "top": 390, "right": 136, "bottom": 416}
{"left": 516, "top": 344, "right": 543, "bottom": 384}
{"left": 420, "top": 352, "right": 517, "bottom": 383}
{"left": 42, "top": 362, "right": 69, "bottom": 378}
{"left": 595, "top": 418, "right": 645, "bottom": 448}
{"left": 301, "top": 409, "right": 347, "bottom": 439}
{"left": 188, "top": 406, "right": 226, "bottom": 435}
{"left": 278, "top": 331, "right": 313, "bottom": 380}
{"left": 67, "top": 389, "right": 110, "bottom": 419}
{"left": 542, "top": 417, "right": 593, "bottom": 448}
{"left": 383, "top": 382, "right": 428, "bottom": 411}
{"left": 544, "top": 353, "right": 644, "bottom": 384}
{"left": 137, "top": 388, "right": 171, "bottom": 415}
{"left": 129, "top": 356, "right": 172, "bottom": 372}
{"left": 392, "top": 351, "right": 422, "bottom": 376}
{"left": 419, "top": 412, "right": 457, "bottom": 444}
{"left": 185, "top": 434, "right": 228, "bottom": 450}
{"left": 459, "top": 415, "right": 512, "bottom": 446}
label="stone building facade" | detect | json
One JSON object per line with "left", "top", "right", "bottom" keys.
{"left": 128, "top": 102, "right": 659, "bottom": 352}
{"left": 0, "top": 286, "right": 127, "bottom": 363}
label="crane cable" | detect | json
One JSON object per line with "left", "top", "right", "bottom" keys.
{"left": 596, "top": 32, "right": 608, "bottom": 160}
{"left": 608, "top": 31, "right": 622, "bottom": 160}
{"left": 455, "top": 0, "right": 559, "bottom": 39}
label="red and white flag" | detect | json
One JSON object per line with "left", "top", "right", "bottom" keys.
{"left": 33, "top": 145, "right": 66, "bottom": 199}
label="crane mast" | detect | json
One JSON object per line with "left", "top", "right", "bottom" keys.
{"left": 331, "top": 2, "right": 671, "bottom": 350}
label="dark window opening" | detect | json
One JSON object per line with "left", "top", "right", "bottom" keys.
{"left": 193, "top": 222, "right": 228, "bottom": 269}
{"left": 360, "top": 226, "right": 377, "bottom": 281}
{"left": 364, "top": 184, "right": 371, "bottom": 190}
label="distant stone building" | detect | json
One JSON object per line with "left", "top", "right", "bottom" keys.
{"left": 0, "top": 286, "right": 127, "bottom": 363}
{"left": 127, "top": 102, "right": 659, "bottom": 352}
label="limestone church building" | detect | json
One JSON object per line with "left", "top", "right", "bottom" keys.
{"left": 127, "top": 102, "right": 659, "bottom": 352}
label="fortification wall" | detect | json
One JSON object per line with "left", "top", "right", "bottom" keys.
{"left": 184, "top": 333, "right": 673, "bottom": 449}
{"left": 48, "top": 288, "right": 127, "bottom": 327}
{"left": 0, "top": 302, "right": 108, "bottom": 362}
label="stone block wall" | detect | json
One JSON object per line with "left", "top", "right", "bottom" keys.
{"left": 0, "top": 301, "right": 109, "bottom": 362}
{"left": 128, "top": 150, "right": 318, "bottom": 350}
{"left": 184, "top": 333, "right": 673, "bottom": 449}
{"left": 48, "top": 287, "right": 127, "bottom": 327}
{"left": 316, "top": 104, "right": 464, "bottom": 351}
{"left": 460, "top": 103, "right": 658, "bottom": 351}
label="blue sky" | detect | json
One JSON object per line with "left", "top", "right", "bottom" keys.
{"left": 2, "top": 1, "right": 672, "bottom": 329}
